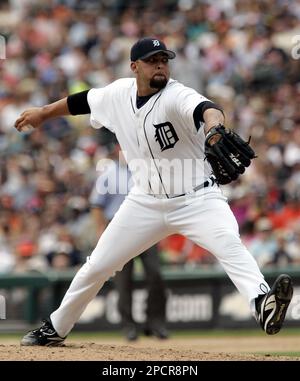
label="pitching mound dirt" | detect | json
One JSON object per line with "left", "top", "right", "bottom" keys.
{"left": 0, "top": 336, "right": 299, "bottom": 361}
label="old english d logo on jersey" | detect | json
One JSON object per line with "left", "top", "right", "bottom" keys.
{"left": 154, "top": 122, "right": 179, "bottom": 151}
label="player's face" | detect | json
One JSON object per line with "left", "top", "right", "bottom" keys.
{"left": 132, "top": 53, "right": 170, "bottom": 91}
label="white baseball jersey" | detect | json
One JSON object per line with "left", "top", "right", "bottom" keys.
{"left": 87, "top": 78, "right": 212, "bottom": 197}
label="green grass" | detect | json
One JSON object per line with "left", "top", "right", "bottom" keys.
{"left": 183, "top": 328, "right": 300, "bottom": 337}
{"left": 69, "top": 327, "right": 300, "bottom": 339}
{"left": 255, "top": 352, "right": 300, "bottom": 357}
{"left": 0, "top": 328, "right": 300, "bottom": 340}
{"left": 1, "top": 327, "right": 300, "bottom": 340}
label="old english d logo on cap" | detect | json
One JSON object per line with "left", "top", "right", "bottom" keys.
{"left": 130, "top": 37, "right": 176, "bottom": 61}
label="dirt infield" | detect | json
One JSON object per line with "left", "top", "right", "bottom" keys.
{"left": 1, "top": 335, "right": 300, "bottom": 361}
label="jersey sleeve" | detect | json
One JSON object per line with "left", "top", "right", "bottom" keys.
{"left": 169, "top": 83, "right": 211, "bottom": 133}
{"left": 87, "top": 85, "right": 115, "bottom": 133}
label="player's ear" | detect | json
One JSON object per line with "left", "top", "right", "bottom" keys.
{"left": 131, "top": 62, "right": 138, "bottom": 74}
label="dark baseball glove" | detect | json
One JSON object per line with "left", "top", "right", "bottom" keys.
{"left": 204, "top": 124, "right": 256, "bottom": 185}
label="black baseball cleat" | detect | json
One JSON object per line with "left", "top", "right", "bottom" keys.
{"left": 256, "top": 274, "right": 293, "bottom": 335}
{"left": 20, "top": 319, "right": 66, "bottom": 346}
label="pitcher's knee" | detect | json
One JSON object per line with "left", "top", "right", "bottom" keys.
{"left": 212, "top": 231, "right": 244, "bottom": 256}
{"left": 84, "top": 258, "right": 119, "bottom": 282}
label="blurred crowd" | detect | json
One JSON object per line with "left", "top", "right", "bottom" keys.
{"left": 0, "top": 0, "right": 300, "bottom": 273}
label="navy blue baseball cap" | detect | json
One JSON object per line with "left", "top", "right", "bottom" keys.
{"left": 130, "top": 37, "right": 176, "bottom": 61}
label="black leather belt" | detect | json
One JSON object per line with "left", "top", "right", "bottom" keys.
{"left": 150, "top": 175, "right": 217, "bottom": 199}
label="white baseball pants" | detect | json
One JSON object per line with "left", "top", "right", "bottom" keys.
{"left": 51, "top": 185, "right": 269, "bottom": 337}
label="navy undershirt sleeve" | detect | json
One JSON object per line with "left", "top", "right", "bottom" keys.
{"left": 67, "top": 90, "right": 91, "bottom": 115}
{"left": 193, "top": 101, "right": 224, "bottom": 131}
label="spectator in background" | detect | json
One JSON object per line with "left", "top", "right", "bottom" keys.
{"left": 286, "top": 224, "right": 300, "bottom": 265}
{"left": 0, "top": 249, "right": 15, "bottom": 273}
{"left": 159, "top": 234, "right": 216, "bottom": 268}
{"left": 269, "top": 232, "right": 293, "bottom": 267}
{"left": 47, "top": 241, "right": 81, "bottom": 271}
{"left": 13, "top": 239, "right": 47, "bottom": 273}
{"left": 46, "top": 237, "right": 82, "bottom": 270}
{"left": 0, "top": 0, "right": 300, "bottom": 271}
{"left": 247, "top": 217, "right": 277, "bottom": 267}
{"left": 268, "top": 193, "right": 300, "bottom": 230}
{"left": 89, "top": 134, "right": 168, "bottom": 341}
{"left": 250, "top": 47, "right": 289, "bottom": 92}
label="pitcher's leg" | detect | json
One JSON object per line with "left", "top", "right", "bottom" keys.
{"left": 175, "top": 193, "right": 293, "bottom": 335}
{"left": 51, "top": 197, "right": 168, "bottom": 338}
{"left": 176, "top": 195, "right": 269, "bottom": 309}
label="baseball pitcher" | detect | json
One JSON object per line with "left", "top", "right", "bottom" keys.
{"left": 15, "top": 37, "right": 293, "bottom": 346}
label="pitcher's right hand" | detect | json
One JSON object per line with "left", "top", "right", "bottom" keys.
{"left": 14, "top": 107, "right": 45, "bottom": 132}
